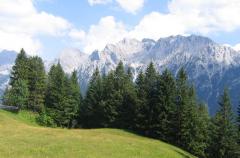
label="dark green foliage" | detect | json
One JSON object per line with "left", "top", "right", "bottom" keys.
{"left": 135, "top": 70, "right": 147, "bottom": 131}
{"left": 3, "top": 49, "right": 29, "bottom": 109}
{"left": 115, "top": 66, "right": 138, "bottom": 129}
{"left": 175, "top": 68, "right": 191, "bottom": 146}
{"left": 5, "top": 79, "right": 29, "bottom": 108}
{"left": 137, "top": 62, "right": 159, "bottom": 136}
{"left": 27, "top": 56, "right": 46, "bottom": 112}
{"left": 10, "top": 48, "right": 29, "bottom": 86}
{"left": 70, "top": 70, "right": 82, "bottom": 123}
{"left": 45, "top": 63, "right": 66, "bottom": 126}
{"left": 191, "top": 103, "right": 210, "bottom": 158}
{"left": 4, "top": 50, "right": 46, "bottom": 112}
{"left": 80, "top": 68, "right": 105, "bottom": 128}
{"left": 173, "top": 68, "right": 211, "bottom": 157}
{"left": 208, "top": 88, "right": 239, "bottom": 158}
{"left": 37, "top": 110, "right": 56, "bottom": 127}
{"left": 156, "top": 69, "right": 177, "bottom": 142}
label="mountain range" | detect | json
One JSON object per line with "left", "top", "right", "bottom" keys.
{"left": 1, "top": 35, "right": 240, "bottom": 114}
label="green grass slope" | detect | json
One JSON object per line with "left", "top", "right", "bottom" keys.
{"left": 0, "top": 110, "right": 195, "bottom": 158}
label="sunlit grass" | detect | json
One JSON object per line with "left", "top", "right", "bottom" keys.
{"left": 0, "top": 110, "right": 195, "bottom": 158}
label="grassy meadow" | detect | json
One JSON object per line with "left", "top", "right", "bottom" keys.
{"left": 0, "top": 110, "right": 195, "bottom": 158}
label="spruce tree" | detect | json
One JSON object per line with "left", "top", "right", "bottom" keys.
{"left": 156, "top": 69, "right": 177, "bottom": 142}
{"left": 175, "top": 68, "right": 189, "bottom": 146}
{"left": 69, "top": 70, "right": 82, "bottom": 127}
{"left": 101, "top": 70, "right": 118, "bottom": 127}
{"left": 208, "top": 88, "right": 239, "bottom": 158}
{"left": 174, "top": 68, "right": 204, "bottom": 156}
{"left": 135, "top": 70, "right": 147, "bottom": 132}
{"left": 137, "top": 62, "right": 158, "bottom": 137}
{"left": 60, "top": 74, "right": 80, "bottom": 128}
{"left": 115, "top": 67, "right": 138, "bottom": 129}
{"left": 45, "top": 63, "right": 66, "bottom": 126}
{"left": 27, "top": 56, "right": 46, "bottom": 112}
{"left": 4, "top": 48, "right": 29, "bottom": 108}
{"left": 10, "top": 48, "right": 29, "bottom": 86}
{"left": 6, "top": 79, "right": 29, "bottom": 109}
{"left": 194, "top": 103, "right": 210, "bottom": 158}
{"left": 80, "top": 68, "right": 105, "bottom": 128}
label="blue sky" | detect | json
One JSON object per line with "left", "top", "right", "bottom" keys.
{"left": 0, "top": 0, "right": 240, "bottom": 59}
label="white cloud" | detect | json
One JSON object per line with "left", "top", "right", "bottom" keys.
{"left": 70, "top": 16, "right": 128, "bottom": 53}
{"left": 79, "top": 0, "right": 240, "bottom": 53}
{"left": 0, "top": 0, "right": 72, "bottom": 55}
{"left": 88, "top": 0, "right": 112, "bottom": 6}
{"left": 168, "top": 0, "right": 240, "bottom": 33}
{"left": 233, "top": 44, "right": 240, "bottom": 51}
{"left": 88, "top": 0, "right": 145, "bottom": 14}
{"left": 115, "top": 0, "right": 145, "bottom": 14}
{"left": 128, "top": 12, "right": 186, "bottom": 40}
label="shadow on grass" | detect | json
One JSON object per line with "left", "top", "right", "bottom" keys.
{"left": 173, "top": 149, "right": 193, "bottom": 158}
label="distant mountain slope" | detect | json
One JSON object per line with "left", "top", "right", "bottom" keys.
{"left": 0, "top": 110, "right": 195, "bottom": 158}
{"left": 58, "top": 35, "right": 240, "bottom": 114}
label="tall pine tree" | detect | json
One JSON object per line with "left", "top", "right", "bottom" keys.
{"left": 3, "top": 49, "right": 29, "bottom": 108}
{"left": 156, "top": 69, "right": 177, "bottom": 142}
{"left": 137, "top": 62, "right": 158, "bottom": 137}
{"left": 115, "top": 67, "right": 138, "bottom": 129}
{"left": 10, "top": 48, "right": 29, "bottom": 86}
{"left": 4, "top": 79, "right": 29, "bottom": 109}
{"left": 45, "top": 63, "right": 66, "bottom": 126}
{"left": 27, "top": 56, "right": 46, "bottom": 112}
{"left": 208, "top": 88, "right": 239, "bottom": 158}
{"left": 80, "top": 68, "right": 105, "bottom": 128}
{"left": 135, "top": 70, "right": 147, "bottom": 132}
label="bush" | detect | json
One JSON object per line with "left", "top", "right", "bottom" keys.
{"left": 36, "top": 112, "right": 56, "bottom": 127}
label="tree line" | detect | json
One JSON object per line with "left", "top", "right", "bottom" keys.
{"left": 2, "top": 49, "right": 240, "bottom": 158}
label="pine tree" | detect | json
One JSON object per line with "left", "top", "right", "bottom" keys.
{"left": 4, "top": 48, "right": 29, "bottom": 108}
{"left": 101, "top": 70, "right": 118, "bottom": 127}
{"left": 7, "top": 79, "right": 29, "bottom": 109}
{"left": 10, "top": 48, "right": 29, "bottom": 86}
{"left": 27, "top": 56, "right": 46, "bottom": 112}
{"left": 45, "top": 63, "right": 66, "bottom": 126}
{"left": 113, "top": 61, "right": 125, "bottom": 91}
{"left": 156, "top": 69, "right": 177, "bottom": 142}
{"left": 174, "top": 68, "right": 189, "bottom": 146}
{"left": 80, "top": 68, "right": 105, "bottom": 128}
{"left": 60, "top": 74, "right": 80, "bottom": 128}
{"left": 115, "top": 67, "right": 138, "bottom": 129}
{"left": 193, "top": 103, "right": 210, "bottom": 158}
{"left": 208, "top": 88, "right": 239, "bottom": 158}
{"left": 135, "top": 70, "right": 147, "bottom": 132}
{"left": 69, "top": 70, "right": 82, "bottom": 127}
{"left": 137, "top": 62, "right": 158, "bottom": 137}
{"left": 174, "top": 68, "right": 204, "bottom": 156}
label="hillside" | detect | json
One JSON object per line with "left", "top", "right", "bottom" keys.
{"left": 0, "top": 110, "right": 195, "bottom": 158}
